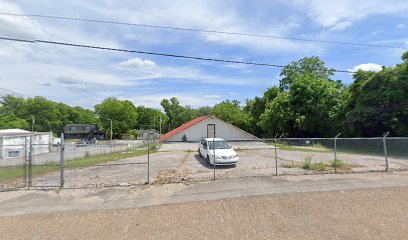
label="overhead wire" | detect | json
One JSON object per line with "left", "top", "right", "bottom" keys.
{"left": 0, "top": 87, "right": 27, "bottom": 97}
{"left": 0, "top": 36, "right": 356, "bottom": 73}
{"left": 0, "top": 11, "right": 404, "bottom": 50}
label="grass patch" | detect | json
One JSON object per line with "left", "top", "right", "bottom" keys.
{"left": 0, "top": 146, "right": 157, "bottom": 183}
{"left": 311, "top": 162, "right": 326, "bottom": 171}
{"left": 330, "top": 159, "right": 344, "bottom": 168}
{"left": 281, "top": 162, "right": 301, "bottom": 168}
{"left": 302, "top": 155, "right": 313, "bottom": 170}
{"left": 270, "top": 143, "right": 331, "bottom": 153}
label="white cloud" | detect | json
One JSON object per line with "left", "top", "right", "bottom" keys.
{"left": 118, "top": 57, "right": 157, "bottom": 68}
{"left": 397, "top": 23, "right": 405, "bottom": 29}
{"left": 294, "top": 0, "right": 408, "bottom": 31}
{"left": 0, "top": 0, "right": 43, "bottom": 39}
{"left": 350, "top": 63, "right": 383, "bottom": 72}
{"left": 329, "top": 21, "right": 353, "bottom": 31}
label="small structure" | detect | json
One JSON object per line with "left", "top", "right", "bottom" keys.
{"left": 0, "top": 129, "right": 52, "bottom": 160}
{"left": 135, "top": 129, "right": 160, "bottom": 140}
{"left": 64, "top": 124, "right": 104, "bottom": 140}
{"left": 160, "top": 116, "right": 258, "bottom": 142}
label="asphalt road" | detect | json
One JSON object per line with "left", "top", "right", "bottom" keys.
{"left": 0, "top": 186, "right": 407, "bottom": 240}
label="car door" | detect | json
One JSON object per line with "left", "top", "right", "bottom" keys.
{"left": 200, "top": 140, "right": 207, "bottom": 156}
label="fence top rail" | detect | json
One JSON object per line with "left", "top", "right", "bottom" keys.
{"left": 162, "top": 137, "right": 408, "bottom": 143}
{"left": 277, "top": 137, "right": 408, "bottom": 140}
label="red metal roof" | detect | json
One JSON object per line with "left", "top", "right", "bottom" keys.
{"left": 160, "top": 116, "right": 210, "bottom": 141}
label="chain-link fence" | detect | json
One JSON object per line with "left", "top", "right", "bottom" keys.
{"left": 1, "top": 135, "right": 407, "bottom": 191}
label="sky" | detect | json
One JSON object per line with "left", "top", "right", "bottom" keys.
{"left": 0, "top": 0, "right": 407, "bottom": 110}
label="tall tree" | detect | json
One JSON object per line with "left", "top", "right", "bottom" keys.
{"left": 342, "top": 52, "right": 408, "bottom": 136}
{"left": 245, "top": 86, "right": 279, "bottom": 136}
{"left": 0, "top": 95, "right": 98, "bottom": 134}
{"left": 94, "top": 97, "right": 138, "bottom": 138}
{"left": 260, "top": 57, "right": 344, "bottom": 137}
{"left": 160, "top": 97, "right": 190, "bottom": 130}
{"left": 136, "top": 106, "right": 168, "bottom": 132}
{"left": 213, "top": 100, "right": 252, "bottom": 133}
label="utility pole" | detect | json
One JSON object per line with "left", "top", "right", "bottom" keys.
{"left": 110, "top": 119, "right": 113, "bottom": 143}
{"left": 31, "top": 115, "right": 35, "bottom": 132}
{"left": 159, "top": 116, "right": 162, "bottom": 136}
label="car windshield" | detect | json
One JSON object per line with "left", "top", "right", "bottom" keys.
{"left": 208, "top": 140, "right": 230, "bottom": 150}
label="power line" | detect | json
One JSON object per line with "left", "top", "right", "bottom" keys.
{"left": 0, "top": 87, "right": 27, "bottom": 97}
{"left": 0, "top": 11, "right": 404, "bottom": 50}
{"left": 0, "top": 36, "right": 356, "bottom": 73}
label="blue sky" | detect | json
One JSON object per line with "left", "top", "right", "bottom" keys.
{"left": 0, "top": 0, "right": 407, "bottom": 109}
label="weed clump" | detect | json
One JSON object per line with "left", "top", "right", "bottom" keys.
{"left": 330, "top": 159, "right": 343, "bottom": 168}
{"left": 312, "top": 162, "right": 326, "bottom": 171}
{"left": 302, "top": 155, "right": 313, "bottom": 169}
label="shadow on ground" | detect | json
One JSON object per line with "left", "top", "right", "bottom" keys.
{"left": 193, "top": 154, "right": 236, "bottom": 170}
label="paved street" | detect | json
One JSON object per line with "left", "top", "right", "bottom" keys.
{"left": 0, "top": 185, "right": 407, "bottom": 239}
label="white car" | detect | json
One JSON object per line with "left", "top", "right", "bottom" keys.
{"left": 198, "top": 138, "right": 239, "bottom": 165}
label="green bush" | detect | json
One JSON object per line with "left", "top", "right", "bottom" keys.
{"left": 330, "top": 159, "right": 343, "bottom": 168}
{"left": 128, "top": 130, "right": 139, "bottom": 138}
{"left": 312, "top": 162, "right": 326, "bottom": 171}
{"left": 302, "top": 155, "right": 313, "bottom": 169}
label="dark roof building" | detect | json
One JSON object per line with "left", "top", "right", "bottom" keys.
{"left": 64, "top": 124, "right": 103, "bottom": 139}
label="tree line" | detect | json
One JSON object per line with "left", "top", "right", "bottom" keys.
{"left": 1, "top": 52, "right": 407, "bottom": 138}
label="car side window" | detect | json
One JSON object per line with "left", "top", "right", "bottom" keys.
{"left": 202, "top": 140, "right": 207, "bottom": 149}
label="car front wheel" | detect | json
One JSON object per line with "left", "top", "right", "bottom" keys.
{"left": 206, "top": 155, "right": 211, "bottom": 165}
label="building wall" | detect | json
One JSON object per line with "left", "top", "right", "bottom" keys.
{"left": 165, "top": 117, "right": 257, "bottom": 142}
{"left": 0, "top": 133, "right": 52, "bottom": 160}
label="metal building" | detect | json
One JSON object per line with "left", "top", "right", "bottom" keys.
{"left": 160, "top": 116, "right": 258, "bottom": 142}
{"left": 0, "top": 129, "right": 52, "bottom": 160}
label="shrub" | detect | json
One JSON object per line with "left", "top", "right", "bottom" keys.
{"left": 330, "top": 159, "right": 343, "bottom": 168}
{"left": 302, "top": 155, "right": 313, "bottom": 169}
{"left": 182, "top": 134, "right": 187, "bottom": 142}
{"left": 312, "top": 162, "right": 326, "bottom": 171}
{"left": 128, "top": 130, "right": 139, "bottom": 138}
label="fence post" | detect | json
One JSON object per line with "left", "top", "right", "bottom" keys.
{"left": 383, "top": 132, "right": 390, "bottom": 171}
{"left": 274, "top": 138, "right": 278, "bottom": 176}
{"left": 24, "top": 136, "right": 28, "bottom": 188}
{"left": 28, "top": 135, "right": 33, "bottom": 188}
{"left": 60, "top": 133, "right": 65, "bottom": 188}
{"left": 333, "top": 133, "right": 341, "bottom": 173}
{"left": 213, "top": 138, "right": 216, "bottom": 180}
{"left": 279, "top": 133, "right": 284, "bottom": 143}
{"left": 147, "top": 133, "right": 150, "bottom": 183}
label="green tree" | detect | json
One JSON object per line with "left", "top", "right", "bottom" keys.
{"left": 136, "top": 106, "right": 168, "bottom": 132}
{"left": 279, "top": 56, "right": 335, "bottom": 91}
{"left": 245, "top": 86, "right": 279, "bottom": 136}
{"left": 260, "top": 57, "right": 344, "bottom": 137}
{"left": 94, "top": 97, "right": 138, "bottom": 138}
{"left": 0, "top": 95, "right": 98, "bottom": 134}
{"left": 343, "top": 52, "right": 408, "bottom": 136}
{"left": 213, "top": 100, "right": 252, "bottom": 132}
{"left": 160, "top": 97, "right": 190, "bottom": 130}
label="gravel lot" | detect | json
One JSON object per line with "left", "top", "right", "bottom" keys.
{"left": 13, "top": 142, "right": 408, "bottom": 188}
{"left": 1, "top": 186, "right": 407, "bottom": 240}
